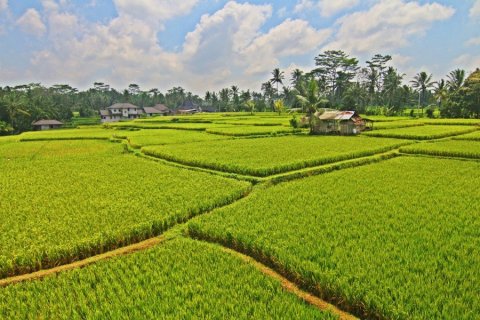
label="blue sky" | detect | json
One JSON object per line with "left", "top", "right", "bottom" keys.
{"left": 0, "top": 0, "right": 479, "bottom": 94}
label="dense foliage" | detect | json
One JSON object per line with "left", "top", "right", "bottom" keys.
{"left": 188, "top": 157, "right": 480, "bottom": 319}
{"left": 0, "top": 140, "right": 250, "bottom": 277}
{"left": 142, "top": 135, "right": 409, "bottom": 176}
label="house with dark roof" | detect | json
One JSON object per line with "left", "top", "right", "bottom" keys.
{"left": 177, "top": 100, "right": 199, "bottom": 114}
{"left": 100, "top": 103, "right": 143, "bottom": 123}
{"left": 144, "top": 104, "right": 170, "bottom": 116}
{"left": 32, "top": 119, "right": 63, "bottom": 131}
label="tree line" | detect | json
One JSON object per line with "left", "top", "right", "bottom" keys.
{"left": 0, "top": 50, "right": 479, "bottom": 134}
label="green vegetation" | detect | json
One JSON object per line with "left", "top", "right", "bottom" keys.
{"left": 205, "top": 125, "right": 300, "bottom": 137}
{"left": 400, "top": 139, "right": 480, "bottom": 159}
{"left": 105, "top": 121, "right": 228, "bottom": 131}
{"left": 421, "top": 118, "right": 480, "bottom": 126}
{"left": 454, "top": 130, "right": 480, "bottom": 141}
{"left": 142, "top": 135, "right": 409, "bottom": 177}
{"left": 188, "top": 157, "right": 480, "bottom": 319}
{"left": 18, "top": 128, "right": 114, "bottom": 141}
{"left": 371, "top": 120, "right": 423, "bottom": 130}
{"left": 113, "top": 129, "right": 231, "bottom": 148}
{"left": 363, "top": 125, "right": 477, "bottom": 140}
{"left": 0, "top": 238, "right": 333, "bottom": 319}
{"left": 0, "top": 140, "right": 250, "bottom": 277}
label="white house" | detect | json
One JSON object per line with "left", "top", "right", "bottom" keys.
{"left": 100, "top": 103, "right": 143, "bottom": 123}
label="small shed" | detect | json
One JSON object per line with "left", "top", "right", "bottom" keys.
{"left": 32, "top": 119, "right": 63, "bottom": 131}
{"left": 313, "top": 110, "right": 371, "bottom": 135}
{"left": 177, "top": 100, "right": 199, "bottom": 114}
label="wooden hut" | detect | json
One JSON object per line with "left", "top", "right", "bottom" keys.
{"left": 313, "top": 110, "right": 371, "bottom": 135}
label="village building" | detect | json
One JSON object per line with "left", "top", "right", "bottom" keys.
{"left": 313, "top": 110, "right": 371, "bottom": 135}
{"left": 100, "top": 103, "right": 171, "bottom": 122}
{"left": 100, "top": 103, "right": 143, "bottom": 123}
{"left": 32, "top": 119, "right": 63, "bottom": 131}
{"left": 177, "top": 100, "right": 200, "bottom": 114}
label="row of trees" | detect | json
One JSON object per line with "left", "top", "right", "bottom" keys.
{"left": 1, "top": 50, "right": 479, "bottom": 134}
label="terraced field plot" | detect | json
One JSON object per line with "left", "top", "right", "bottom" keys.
{"left": 421, "top": 118, "right": 480, "bottom": 126}
{"left": 400, "top": 139, "right": 480, "bottom": 159}
{"left": 0, "top": 140, "right": 250, "bottom": 277}
{"left": 112, "top": 129, "right": 231, "bottom": 148}
{"left": 0, "top": 238, "right": 334, "bottom": 319}
{"left": 205, "top": 125, "right": 300, "bottom": 136}
{"left": 363, "top": 125, "right": 477, "bottom": 140}
{"left": 105, "top": 121, "right": 230, "bottom": 131}
{"left": 454, "top": 130, "right": 480, "bottom": 141}
{"left": 19, "top": 127, "right": 114, "bottom": 141}
{"left": 142, "top": 135, "right": 409, "bottom": 177}
{"left": 188, "top": 157, "right": 480, "bottom": 319}
{"left": 371, "top": 120, "right": 423, "bottom": 130}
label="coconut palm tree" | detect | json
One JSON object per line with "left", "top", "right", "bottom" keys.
{"left": 292, "top": 79, "right": 326, "bottom": 134}
{"left": 446, "top": 69, "right": 465, "bottom": 92}
{"left": 291, "top": 69, "right": 303, "bottom": 88}
{"left": 410, "top": 71, "right": 434, "bottom": 115}
{"left": 270, "top": 68, "right": 284, "bottom": 98}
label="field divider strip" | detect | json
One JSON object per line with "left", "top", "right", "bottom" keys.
{"left": 219, "top": 245, "right": 358, "bottom": 320}
{"left": 0, "top": 236, "right": 166, "bottom": 287}
{"left": 188, "top": 235, "right": 359, "bottom": 320}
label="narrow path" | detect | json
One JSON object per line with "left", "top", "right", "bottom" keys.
{"left": 0, "top": 237, "right": 165, "bottom": 287}
{"left": 219, "top": 245, "right": 358, "bottom": 320}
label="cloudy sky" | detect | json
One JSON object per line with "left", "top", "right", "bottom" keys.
{"left": 0, "top": 0, "right": 479, "bottom": 93}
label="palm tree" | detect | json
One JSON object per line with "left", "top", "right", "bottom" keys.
{"left": 433, "top": 79, "right": 447, "bottom": 108}
{"left": 410, "top": 71, "right": 434, "bottom": 115}
{"left": 446, "top": 69, "right": 465, "bottom": 92}
{"left": 270, "top": 68, "right": 284, "bottom": 98}
{"left": 292, "top": 79, "right": 326, "bottom": 134}
{"left": 291, "top": 69, "right": 303, "bottom": 88}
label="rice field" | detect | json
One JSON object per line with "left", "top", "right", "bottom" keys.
{"left": 400, "top": 139, "right": 480, "bottom": 159}
{"left": 188, "top": 156, "right": 480, "bottom": 319}
{"left": 0, "top": 140, "right": 250, "bottom": 277}
{"left": 0, "top": 238, "right": 334, "bottom": 319}
{"left": 113, "top": 129, "right": 231, "bottom": 148}
{"left": 205, "top": 125, "right": 300, "bottom": 136}
{"left": 363, "top": 125, "right": 478, "bottom": 140}
{"left": 142, "top": 135, "right": 410, "bottom": 177}
{"left": 453, "top": 130, "right": 480, "bottom": 141}
{"left": 18, "top": 128, "right": 115, "bottom": 141}
{"left": 2, "top": 113, "right": 480, "bottom": 319}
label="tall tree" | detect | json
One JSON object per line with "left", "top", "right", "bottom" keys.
{"left": 410, "top": 71, "right": 435, "bottom": 114}
{"left": 446, "top": 69, "right": 466, "bottom": 92}
{"left": 270, "top": 68, "right": 285, "bottom": 98}
{"left": 313, "top": 50, "right": 359, "bottom": 105}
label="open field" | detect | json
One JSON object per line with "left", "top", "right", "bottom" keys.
{"left": 142, "top": 135, "right": 410, "bottom": 177}
{"left": 188, "top": 156, "right": 480, "bottom": 319}
{"left": 113, "top": 129, "right": 231, "bottom": 148}
{"left": 400, "top": 139, "right": 480, "bottom": 159}
{"left": 0, "top": 238, "right": 334, "bottom": 319}
{"left": 363, "top": 125, "right": 478, "bottom": 140}
{"left": 1, "top": 113, "right": 480, "bottom": 319}
{"left": 0, "top": 140, "right": 250, "bottom": 277}
{"left": 18, "top": 128, "right": 115, "bottom": 141}
{"left": 205, "top": 125, "right": 301, "bottom": 136}
{"left": 453, "top": 130, "right": 480, "bottom": 141}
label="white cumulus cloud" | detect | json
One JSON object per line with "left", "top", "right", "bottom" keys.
{"left": 318, "top": 0, "right": 359, "bottom": 17}
{"left": 470, "top": 0, "right": 480, "bottom": 19}
{"left": 113, "top": 0, "right": 198, "bottom": 27}
{"left": 325, "top": 0, "right": 455, "bottom": 54}
{"left": 16, "top": 8, "right": 46, "bottom": 37}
